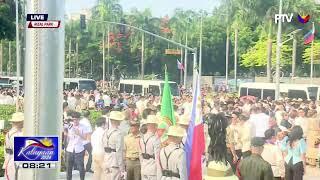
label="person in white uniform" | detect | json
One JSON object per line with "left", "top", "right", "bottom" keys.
{"left": 3, "top": 112, "right": 24, "bottom": 180}
{"left": 102, "top": 111, "right": 125, "bottom": 180}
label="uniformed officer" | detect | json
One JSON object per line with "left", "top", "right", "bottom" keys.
{"left": 102, "top": 111, "right": 125, "bottom": 180}
{"left": 239, "top": 137, "right": 274, "bottom": 180}
{"left": 158, "top": 126, "right": 187, "bottom": 180}
{"left": 124, "top": 121, "right": 141, "bottom": 180}
{"left": 3, "top": 112, "right": 24, "bottom": 180}
{"left": 139, "top": 115, "right": 161, "bottom": 180}
{"left": 177, "top": 115, "right": 189, "bottom": 148}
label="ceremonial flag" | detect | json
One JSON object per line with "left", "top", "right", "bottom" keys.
{"left": 160, "top": 66, "right": 176, "bottom": 125}
{"left": 185, "top": 72, "right": 205, "bottom": 180}
{"left": 304, "top": 26, "right": 315, "bottom": 45}
{"left": 177, "top": 59, "right": 184, "bottom": 71}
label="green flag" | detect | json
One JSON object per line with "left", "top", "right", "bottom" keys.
{"left": 160, "top": 67, "right": 176, "bottom": 125}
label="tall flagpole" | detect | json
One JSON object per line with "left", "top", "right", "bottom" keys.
{"left": 199, "top": 13, "right": 203, "bottom": 76}
{"left": 310, "top": 22, "right": 315, "bottom": 83}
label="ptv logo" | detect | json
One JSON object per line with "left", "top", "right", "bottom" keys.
{"left": 275, "top": 13, "right": 294, "bottom": 23}
{"left": 26, "top": 14, "right": 60, "bottom": 28}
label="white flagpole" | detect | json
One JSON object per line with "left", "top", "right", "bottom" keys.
{"left": 311, "top": 22, "right": 315, "bottom": 83}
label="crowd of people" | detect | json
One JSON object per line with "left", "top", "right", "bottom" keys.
{"left": 3, "top": 85, "right": 320, "bottom": 180}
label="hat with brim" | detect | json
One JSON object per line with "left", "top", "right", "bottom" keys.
{"left": 9, "top": 112, "right": 24, "bottom": 122}
{"left": 109, "top": 111, "right": 125, "bottom": 121}
{"left": 204, "top": 161, "right": 238, "bottom": 180}
{"left": 178, "top": 115, "right": 190, "bottom": 126}
{"left": 146, "top": 115, "right": 158, "bottom": 124}
{"left": 167, "top": 126, "right": 185, "bottom": 137}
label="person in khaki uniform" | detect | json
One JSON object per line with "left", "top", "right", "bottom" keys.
{"left": 3, "top": 112, "right": 24, "bottom": 180}
{"left": 157, "top": 126, "right": 187, "bottom": 180}
{"left": 139, "top": 115, "right": 161, "bottom": 180}
{"left": 102, "top": 111, "right": 125, "bottom": 180}
{"left": 124, "top": 121, "right": 141, "bottom": 180}
{"left": 91, "top": 117, "right": 106, "bottom": 180}
{"left": 177, "top": 115, "right": 189, "bottom": 148}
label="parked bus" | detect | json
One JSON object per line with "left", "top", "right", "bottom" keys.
{"left": 118, "top": 79, "right": 179, "bottom": 96}
{"left": 63, "top": 78, "right": 96, "bottom": 90}
{"left": 0, "top": 76, "right": 24, "bottom": 88}
{"left": 239, "top": 82, "right": 320, "bottom": 100}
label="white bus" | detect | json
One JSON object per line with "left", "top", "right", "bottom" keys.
{"left": 0, "top": 76, "right": 23, "bottom": 88}
{"left": 239, "top": 82, "right": 320, "bottom": 100}
{"left": 118, "top": 79, "right": 179, "bottom": 96}
{"left": 1, "top": 77, "right": 97, "bottom": 90}
{"left": 63, "top": 78, "right": 96, "bottom": 90}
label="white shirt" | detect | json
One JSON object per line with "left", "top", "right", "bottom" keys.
{"left": 66, "top": 124, "right": 87, "bottom": 153}
{"left": 295, "top": 117, "right": 308, "bottom": 137}
{"left": 249, "top": 113, "right": 269, "bottom": 137}
{"left": 68, "top": 96, "right": 76, "bottom": 110}
{"left": 79, "top": 117, "right": 93, "bottom": 145}
{"left": 103, "top": 95, "right": 111, "bottom": 107}
{"left": 91, "top": 127, "right": 105, "bottom": 155}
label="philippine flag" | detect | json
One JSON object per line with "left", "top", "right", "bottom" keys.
{"left": 185, "top": 72, "right": 205, "bottom": 180}
{"left": 177, "top": 59, "right": 184, "bottom": 71}
{"left": 304, "top": 25, "right": 315, "bottom": 45}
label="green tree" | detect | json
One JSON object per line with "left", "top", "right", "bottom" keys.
{"left": 303, "top": 41, "right": 320, "bottom": 64}
{"left": 241, "top": 35, "right": 292, "bottom": 67}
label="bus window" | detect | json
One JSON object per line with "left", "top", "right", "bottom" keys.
{"left": 149, "top": 85, "right": 160, "bottom": 96}
{"left": 288, "top": 90, "right": 307, "bottom": 99}
{"left": 263, "top": 89, "right": 275, "bottom": 99}
{"left": 248, "top": 88, "right": 262, "bottom": 99}
{"left": 79, "top": 80, "right": 96, "bottom": 90}
{"left": 0, "top": 78, "right": 9, "bottom": 84}
{"left": 133, "top": 85, "right": 142, "bottom": 94}
{"left": 160, "top": 83, "right": 179, "bottom": 96}
{"left": 119, "top": 83, "right": 125, "bottom": 93}
{"left": 307, "top": 87, "right": 318, "bottom": 100}
{"left": 124, "top": 84, "right": 133, "bottom": 93}
{"left": 69, "top": 82, "right": 78, "bottom": 90}
{"left": 240, "top": 88, "right": 247, "bottom": 97}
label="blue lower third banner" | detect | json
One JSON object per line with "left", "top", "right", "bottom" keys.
{"left": 14, "top": 136, "right": 59, "bottom": 162}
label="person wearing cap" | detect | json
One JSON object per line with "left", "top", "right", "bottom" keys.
{"left": 157, "top": 117, "right": 171, "bottom": 148}
{"left": 91, "top": 117, "right": 106, "bottom": 180}
{"left": 261, "top": 129, "right": 285, "bottom": 180}
{"left": 239, "top": 137, "right": 274, "bottom": 180}
{"left": 157, "top": 126, "right": 187, "bottom": 180}
{"left": 65, "top": 111, "right": 88, "bottom": 180}
{"left": 139, "top": 115, "right": 161, "bottom": 180}
{"left": 102, "top": 111, "right": 125, "bottom": 180}
{"left": 124, "top": 121, "right": 141, "bottom": 180}
{"left": 177, "top": 115, "right": 189, "bottom": 148}
{"left": 3, "top": 112, "right": 24, "bottom": 180}
{"left": 80, "top": 110, "right": 93, "bottom": 173}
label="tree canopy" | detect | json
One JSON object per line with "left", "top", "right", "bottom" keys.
{"left": 1, "top": 0, "right": 320, "bottom": 80}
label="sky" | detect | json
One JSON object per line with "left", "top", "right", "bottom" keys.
{"left": 65, "top": 0, "right": 220, "bottom": 17}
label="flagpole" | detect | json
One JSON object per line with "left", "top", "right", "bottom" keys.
{"left": 310, "top": 22, "right": 315, "bottom": 83}
{"left": 180, "top": 47, "right": 183, "bottom": 85}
